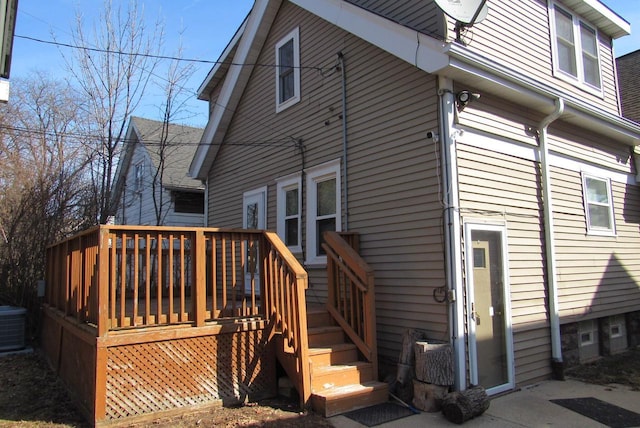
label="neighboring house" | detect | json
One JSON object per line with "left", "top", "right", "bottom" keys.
{"left": 190, "top": 0, "right": 640, "bottom": 398}
{"left": 112, "top": 117, "right": 205, "bottom": 226}
{"left": 617, "top": 49, "right": 640, "bottom": 123}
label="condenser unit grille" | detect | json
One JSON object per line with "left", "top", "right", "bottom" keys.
{"left": 0, "top": 306, "right": 27, "bottom": 351}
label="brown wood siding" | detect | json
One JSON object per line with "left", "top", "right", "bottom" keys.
{"left": 456, "top": 143, "right": 552, "bottom": 387}
{"left": 550, "top": 166, "right": 640, "bottom": 322}
{"left": 444, "top": 0, "right": 620, "bottom": 115}
{"left": 207, "top": 2, "right": 446, "bottom": 363}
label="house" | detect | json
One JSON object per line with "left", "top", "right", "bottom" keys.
{"left": 617, "top": 49, "right": 640, "bottom": 123}
{"left": 111, "top": 117, "right": 205, "bottom": 226}
{"left": 190, "top": 0, "right": 640, "bottom": 400}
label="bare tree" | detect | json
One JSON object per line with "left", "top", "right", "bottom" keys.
{"left": 62, "top": 0, "right": 163, "bottom": 224}
{"left": 151, "top": 43, "right": 196, "bottom": 226}
{"left": 0, "top": 73, "right": 92, "bottom": 312}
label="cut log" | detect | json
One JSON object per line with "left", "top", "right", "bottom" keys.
{"left": 412, "top": 380, "right": 449, "bottom": 412}
{"left": 394, "top": 329, "right": 426, "bottom": 403}
{"left": 414, "top": 341, "right": 454, "bottom": 386}
{"left": 441, "top": 386, "right": 490, "bottom": 424}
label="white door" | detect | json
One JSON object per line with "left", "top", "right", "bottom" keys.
{"left": 464, "top": 223, "right": 515, "bottom": 395}
{"left": 243, "top": 188, "right": 266, "bottom": 295}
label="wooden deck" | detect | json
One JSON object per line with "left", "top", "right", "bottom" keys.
{"left": 41, "top": 226, "right": 382, "bottom": 426}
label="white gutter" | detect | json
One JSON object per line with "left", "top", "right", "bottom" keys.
{"left": 538, "top": 98, "right": 565, "bottom": 372}
{"left": 438, "top": 77, "right": 466, "bottom": 391}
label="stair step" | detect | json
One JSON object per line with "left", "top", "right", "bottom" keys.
{"left": 306, "top": 307, "right": 333, "bottom": 328}
{"left": 309, "top": 343, "right": 358, "bottom": 366}
{"left": 308, "top": 325, "right": 344, "bottom": 347}
{"left": 311, "top": 381, "right": 389, "bottom": 417}
{"left": 312, "top": 361, "right": 373, "bottom": 391}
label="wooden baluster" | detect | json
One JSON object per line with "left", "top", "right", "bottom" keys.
{"left": 157, "top": 233, "right": 163, "bottom": 324}
{"left": 193, "top": 230, "right": 206, "bottom": 327}
{"left": 168, "top": 234, "right": 174, "bottom": 322}
{"left": 97, "top": 227, "right": 110, "bottom": 337}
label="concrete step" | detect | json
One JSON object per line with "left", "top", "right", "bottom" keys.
{"left": 310, "top": 381, "right": 389, "bottom": 417}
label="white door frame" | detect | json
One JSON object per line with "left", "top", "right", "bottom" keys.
{"left": 243, "top": 187, "right": 267, "bottom": 295}
{"left": 464, "top": 222, "right": 515, "bottom": 395}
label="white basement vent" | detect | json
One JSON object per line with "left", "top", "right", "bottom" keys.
{"left": 0, "top": 306, "right": 27, "bottom": 351}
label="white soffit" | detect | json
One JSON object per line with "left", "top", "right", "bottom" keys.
{"left": 561, "top": 0, "right": 630, "bottom": 38}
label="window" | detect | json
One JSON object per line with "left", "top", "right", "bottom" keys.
{"left": 306, "top": 160, "right": 341, "bottom": 265}
{"left": 276, "top": 174, "right": 302, "bottom": 253}
{"left": 579, "top": 320, "right": 597, "bottom": 347}
{"left": 134, "top": 161, "right": 144, "bottom": 191}
{"left": 275, "top": 28, "right": 300, "bottom": 112}
{"left": 582, "top": 173, "right": 615, "bottom": 235}
{"left": 551, "top": 3, "right": 601, "bottom": 92}
{"left": 174, "top": 191, "right": 204, "bottom": 214}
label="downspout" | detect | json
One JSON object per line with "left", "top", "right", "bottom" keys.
{"left": 204, "top": 178, "right": 209, "bottom": 227}
{"left": 538, "top": 98, "right": 565, "bottom": 378}
{"left": 338, "top": 52, "right": 349, "bottom": 230}
{"left": 438, "top": 77, "right": 466, "bottom": 391}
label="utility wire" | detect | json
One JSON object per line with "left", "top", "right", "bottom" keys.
{"left": 16, "top": 34, "right": 326, "bottom": 71}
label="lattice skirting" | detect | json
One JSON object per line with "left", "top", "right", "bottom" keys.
{"left": 104, "top": 330, "right": 275, "bottom": 421}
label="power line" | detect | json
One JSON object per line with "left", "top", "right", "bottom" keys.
{"left": 0, "top": 123, "right": 299, "bottom": 148}
{"left": 15, "top": 34, "right": 326, "bottom": 71}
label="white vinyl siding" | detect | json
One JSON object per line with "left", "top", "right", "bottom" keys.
{"left": 582, "top": 173, "right": 615, "bottom": 235}
{"left": 275, "top": 27, "right": 300, "bottom": 112}
{"left": 550, "top": 2, "right": 602, "bottom": 93}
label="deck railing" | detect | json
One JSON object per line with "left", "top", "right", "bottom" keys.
{"left": 323, "top": 231, "right": 377, "bottom": 377}
{"left": 44, "top": 226, "right": 309, "bottom": 352}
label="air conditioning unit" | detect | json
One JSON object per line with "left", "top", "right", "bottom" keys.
{"left": 0, "top": 306, "right": 26, "bottom": 351}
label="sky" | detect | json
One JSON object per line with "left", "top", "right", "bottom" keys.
{"left": 9, "top": 0, "right": 640, "bottom": 127}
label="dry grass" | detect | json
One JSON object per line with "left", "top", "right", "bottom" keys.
{"left": 0, "top": 351, "right": 332, "bottom": 428}
{"left": 565, "top": 347, "right": 640, "bottom": 391}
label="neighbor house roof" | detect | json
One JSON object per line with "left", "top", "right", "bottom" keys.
{"left": 189, "top": 0, "right": 639, "bottom": 180}
{"left": 111, "top": 117, "right": 204, "bottom": 215}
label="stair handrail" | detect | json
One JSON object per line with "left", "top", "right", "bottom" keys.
{"left": 322, "top": 231, "right": 377, "bottom": 378}
{"left": 261, "top": 231, "right": 311, "bottom": 406}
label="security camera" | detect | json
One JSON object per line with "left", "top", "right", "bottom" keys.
{"left": 426, "top": 131, "right": 439, "bottom": 142}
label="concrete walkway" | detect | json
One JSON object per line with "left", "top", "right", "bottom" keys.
{"left": 329, "top": 380, "right": 640, "bottom": 427}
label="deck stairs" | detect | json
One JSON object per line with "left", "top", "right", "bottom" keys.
{"left": 306, "top": 305, "right": 388, "bottom": 417}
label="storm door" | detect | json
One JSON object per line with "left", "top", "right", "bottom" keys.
{"left": 464, "top": 223, "right": 514, "bottom": 395}
{"left": 243, "top": 188, "right": 266, "bottom": 295}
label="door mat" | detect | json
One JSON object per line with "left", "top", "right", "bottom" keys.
{"left": 343, "top": 402, "right": 415, "bottom": 427}
{"left": 550, "top": 397, "right": 640, "bottom": 428}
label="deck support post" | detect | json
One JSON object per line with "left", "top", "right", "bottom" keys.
{"left": 193, "top": 229, "right": 207, "bottom": 327}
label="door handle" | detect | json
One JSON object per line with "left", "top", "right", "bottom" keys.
{"left": 471, "top": 303, "right": 480, "bottom": 325}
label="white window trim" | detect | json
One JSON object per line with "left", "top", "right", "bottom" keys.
{"left": 134, "top": 160, "right": 144, "bottom": 192}
{"left": 549, "top": 2, "right": 603, "bottom": 96}
{"left": 276, "top": 173, "right": 302, "bottom": 254}
{"left": 243, "top": 186, "right": 267, "bottom": 230}
{"left": 275, "top": 27, "right": 301, "bottom": 113}
{"left": 582, "top": 172, "right": 615, "bottom": 236}
{"left": 579, "top": 320, "right": 597, "bottom": 347}
{"left": 610, "top": 323, "right": 623, "bottom": 339}
{"left": 305, "top": 159, "right": 341, "bottom": 266}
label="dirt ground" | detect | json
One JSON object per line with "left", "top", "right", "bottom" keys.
{"left": 0, "top": 352, "right": 333, "bottom": 428}
{"left": 1, "top": 347, "right": 639, "bottom": 427}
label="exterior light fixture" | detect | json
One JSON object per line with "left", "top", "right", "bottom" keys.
{"left": 456, "top": 90, "right": 481, "bottom": 111}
